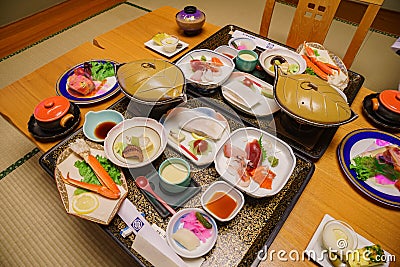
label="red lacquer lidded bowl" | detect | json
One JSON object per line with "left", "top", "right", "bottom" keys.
{"left": 34, "top": 96, "right": 75, "bottom": 130}
{"left": 372, "top": 90, "right": 400, "bottom": 121}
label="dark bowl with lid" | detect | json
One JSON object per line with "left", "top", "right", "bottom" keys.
{"left": 33, "top": 96, "right": 76, "bottom": 131}
{"left": 175, "top": 6, "right": 206, "bottom": 36}
{"left": 371, "top": 90, "right": 400, "bottom": 121}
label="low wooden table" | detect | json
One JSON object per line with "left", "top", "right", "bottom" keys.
{"left": 1, "top": 6, "right": 398, "bottom": 266}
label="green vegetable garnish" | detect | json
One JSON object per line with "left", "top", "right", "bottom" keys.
{"left": 350, "top": 155, "right": 400, "bottom": 181}
{"left": 305, "top": 67, "right": 316, "bottom": 76}
{"left": 91, "top": 61, "right": 115, "bottom": 81}
{"left": 313, "top": 49, "right": 320, "bottom": 57}
{"left": 200, "top": 55, "right": 207, "bottom": 61}
{"left": 73, "top": 155, "right": 122, "bottom": 195}
{"left": 268, "top": 156, "right": 279, "bottom": 167}
{"left": 258, "top": 135, "right": 267, "bottom": 162}
{"left": 195, "top": 212, "right": 212, "bottom": 229}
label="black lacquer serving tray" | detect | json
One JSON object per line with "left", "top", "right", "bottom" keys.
{"left": 40, "top": 95, "right": 315, "bottom": 266}
{"left": 177, "top": 25, "right": 365, "bottom": 161}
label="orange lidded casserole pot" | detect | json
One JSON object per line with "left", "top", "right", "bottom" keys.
{"left": 33, "top": 96, "right": 75, "bottom": 131}
{"left": 371, "top": 90, "right": 400, "bottom": 121}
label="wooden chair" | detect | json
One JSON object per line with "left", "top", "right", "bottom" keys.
{"left": 259, "top": 0, "right": 384, "bottom": 68}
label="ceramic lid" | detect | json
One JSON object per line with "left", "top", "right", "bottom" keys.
{"left": 116, "top": 59, "right": 185, "bottom": 104}
{"left": 379, "top": 90, "right": 400, "bottom": 114}
{"left": 274, "top": 70, "right": 351, "bottom": 124}
{"left": 176, "top": 6, "right": 205, "bottom": 22}
{"left": 34, "top": 96, "right": 70, "bottom": 122}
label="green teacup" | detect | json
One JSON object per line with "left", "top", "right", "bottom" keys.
{"left": 235, "top": 50, "right": 258, "bottom": 72}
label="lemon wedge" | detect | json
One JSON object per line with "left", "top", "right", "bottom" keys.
{"left": 152, "top": 32, "right": 170, "bottom": 46}
{"left": 191, "top": 132, "right": 206, "bottom": 140}
{"left": 72, "top": 193, "right": 99, "bottom": 215}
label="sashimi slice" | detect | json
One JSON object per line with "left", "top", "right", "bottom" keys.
{"left": 181, "top": 116, "right": 226, "bottom": 140}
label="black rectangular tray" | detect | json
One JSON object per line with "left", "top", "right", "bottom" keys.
{"left": 177, "top": 25, "right": 365, "bottom": 161}
{"left": 39, "top": 95, "right": 315, "bottom": 266}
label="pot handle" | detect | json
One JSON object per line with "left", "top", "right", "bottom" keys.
{"left": 371, "top": 98, "right": 379, "bottom": 111}
{"left": 114, "top": 63, "right": 126, "bottom": 73}
{"left": 60, "top": 114, "right": 74, "bottom": 128}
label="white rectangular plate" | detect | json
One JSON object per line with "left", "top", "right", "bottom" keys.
{"left": 305, "top": 214, "right": 391, "bottom": 267}
{"left": 144, "top": 39, "right": 188, "bottom": 58}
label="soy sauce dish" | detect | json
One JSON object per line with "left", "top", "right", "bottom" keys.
{"left": 83, "top": 110, "right": 124, "bottom": 142}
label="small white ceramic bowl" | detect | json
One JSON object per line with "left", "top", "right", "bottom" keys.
{"left": 201, "top": 181, "right": 244, "bottom": 222}
{"left": 228, "top": 37, "right": 256, "bottom": 51}
{"left": 83, "top": 110, "right": 124, "bottom": 142}
{"left": 259, "top": 48, "right": 306, "bottom": 77}
{"left": 214, "top": 45, "right": 238, "bottom": 60}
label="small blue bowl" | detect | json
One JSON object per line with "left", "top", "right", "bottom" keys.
{"left": 83, "top": 110, "right": 124, "bottom": 142}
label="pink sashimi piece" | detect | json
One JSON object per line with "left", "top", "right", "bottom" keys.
{"left": 375, "top": 174, "right": 396, "bottom": 185}
{"left": 181, "top": 212, "right": 212, "bottom": 243}
{"left": 237, "top": 45, "right": 247, "bottom": 50}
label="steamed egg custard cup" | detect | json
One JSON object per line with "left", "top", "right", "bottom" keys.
{"left": 235, "top": 50, "right": 259, "bottom": 72}
{"left": 158, "top": 158, "right": 191, "bottom": 193}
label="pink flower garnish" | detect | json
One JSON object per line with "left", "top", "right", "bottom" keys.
{"left": 374, "top": 174, "right": 396, "bottom": 185}
{"left": 375, "top": 139, "right": 390, "bottom": 147}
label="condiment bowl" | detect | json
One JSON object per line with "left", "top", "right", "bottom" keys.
{"left": 214, "top": 45, "right": 238, "bottom": 60}
{"left": 83, "top": 110, "right": 124, "bottom": 142}
{"left": 201, "top": 181, "right": 244, "bottom": 222}
{"left": 228, "top": 37, "right": 256, "bottom": 51}
{"left": 158, "top": 158, "right": 191, "bottom": 193}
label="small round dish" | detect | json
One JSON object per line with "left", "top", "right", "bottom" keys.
{"left": 362, "top": 93, "right": 400, "bottom": 132}
{"left": 228, "top": 37, "right": 256, "bottom": 51}
{"left": 166, "top": 208, "right": 218, "bottom": 258}
{"left": 214, "top": 45, "right": 238, "bottom": 60}
{"left": 158, "top": 158, "right": 191, "bottom": 193}
{"left": 259, "top": 48, "right": 306, "bottom": 76}
{"left": 83, "top": 110, "right": 124, "bottom": 142}
{"left": 104, "top": 117, "right": 167, "bottom": 168}
{"left": 201, "top": 181, "right": 244, "bottom": 222}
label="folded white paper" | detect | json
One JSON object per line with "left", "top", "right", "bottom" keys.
{"left": 118, "top": 199, "right": 187, "bottom": 267}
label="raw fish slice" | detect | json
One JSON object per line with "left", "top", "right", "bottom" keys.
{"left": 180, "top": 116, "right": 226, "bottom": 140}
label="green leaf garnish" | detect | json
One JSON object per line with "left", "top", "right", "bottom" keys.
{"left": 258, "top": 135, "right": 267, "bottom": 162}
